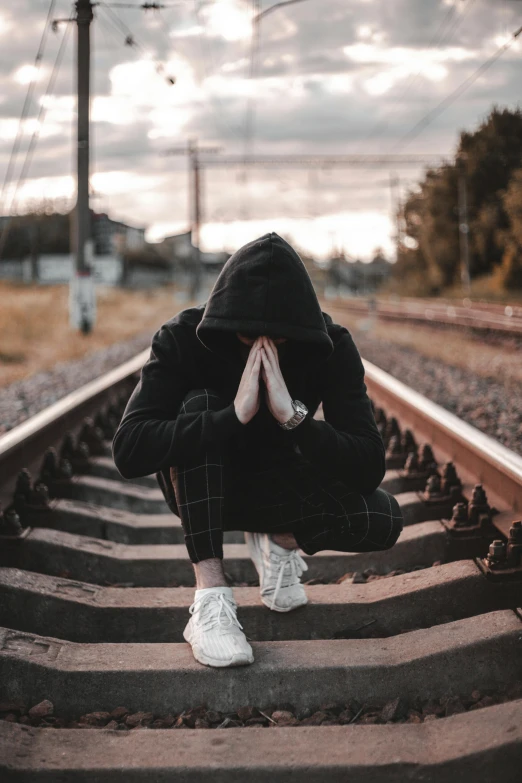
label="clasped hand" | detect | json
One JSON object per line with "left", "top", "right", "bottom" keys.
{"left": 234, "top": 336, "right": 294, "bottom": 425}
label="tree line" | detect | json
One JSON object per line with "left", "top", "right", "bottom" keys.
{"left": 393, "top": 107, "right": 522, "bottom": 294}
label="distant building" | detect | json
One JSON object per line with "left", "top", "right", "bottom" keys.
{"left": 91, "top": 211, "right": 146, "bottom": 256}
{"left": 157, "top": 229, "right": 229, "bottom": 273}
{"left": 328, "top": 251, "right": 393, "bottom": 294}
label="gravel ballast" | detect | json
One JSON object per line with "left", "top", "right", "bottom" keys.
{"left": 354, "top": 332, "right": 522, "bottom": 456}
{"left": 0, "top": 332, "right": 152, "bottom": 434}
{"left": 2, "top": 682, "right": 520, "bottom": 730}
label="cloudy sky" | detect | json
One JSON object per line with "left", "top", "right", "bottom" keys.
{"left": 1, "top": 0, "right": 522, "bottom": 259}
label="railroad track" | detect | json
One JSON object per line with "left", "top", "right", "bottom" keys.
{"left": 1, "top": 348, "right": 522, "bottom": 781}
{"left": 328, "top": 295, "right": 522, "bottom": 336}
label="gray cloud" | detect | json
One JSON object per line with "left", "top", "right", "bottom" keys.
{"left": 1, "top": 0, "right": 522, "bottom": 254}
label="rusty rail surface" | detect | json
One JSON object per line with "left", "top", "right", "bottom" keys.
{"left": 363, "top": 360, "right": 522, "bottom": 520}
{"left": 329, "top": 297, "right": 522, "bottom": 336}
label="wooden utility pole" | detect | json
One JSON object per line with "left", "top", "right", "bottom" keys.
{"left": 163, "top": 140, "right": 221, "bottom": 299}
{"left": 29, "top": 220, "right": 39, "bottom": 282}
{"left": 389, "top": 172, "right": 402, "bottom": 263}
{"left": 70, "top": 0, "right": 96, "bottom": 333}
{"left": 188, "top": 139, "right": 202, "bottom": 300}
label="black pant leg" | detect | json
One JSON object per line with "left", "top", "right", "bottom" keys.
{"left": 295, "top": 485, "right": 403, "bottom": 555}
{"left": 170, "top": 389, "right": 228, "bottom": 563}
{"left": 224, "top": 459, "right": 403, "bottom": 556}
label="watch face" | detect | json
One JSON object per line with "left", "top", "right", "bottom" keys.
{"left": 294, "top": 400, "right": 308, "bottom": 415}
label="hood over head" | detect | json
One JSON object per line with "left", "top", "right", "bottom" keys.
{"left": 196, "top": 232, "right": 333, "bottom": 367}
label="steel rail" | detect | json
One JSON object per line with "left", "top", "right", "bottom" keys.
{"left": 330, "top": 299, "right": 522, "bottom": 336}
{"left": 0, "top": 350, "right": 148, "bottom": 509}
{"left": 363, "top": 359, "right": 522, "bottom": 516}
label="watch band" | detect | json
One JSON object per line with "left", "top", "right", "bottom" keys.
{"left": 279, "top": 400, "right": 308, "bottom": 430}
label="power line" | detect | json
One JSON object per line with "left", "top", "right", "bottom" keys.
{"left": 0, "top": 11, "right": 73, "bottom": 258}
{"left": 102, "top": 2, "right": 185, "bottom": 7}
{"left": 7, "top": 15, "right": 72, "bottom": 211}
{"left": 191, "top": 0, "right": 243, "bottom": 140}
{"left": 98, "top": 0, "right": 175, "bottom": 82}
{"left": 392, "top": 19, "right": 522, "bottom": 151}
{"left": 256, "top": 0, "right": 310, "bottom": 22}
{"left": 242, "top": 0, "right": 261, "bottom": 168}
{"left": 1, "top": 0, "right": 57, "bottom": 207}
{"left": 359, "top": 0, "right": 477, "bottom": 150}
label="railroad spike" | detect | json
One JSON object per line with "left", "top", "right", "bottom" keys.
{"left": 404, "top": 450, "right": 420, "bottom": 475}
{"left": 38, "top": 448, "right": 73, "bottom": 495}
{"left": 374, "top": 407, "right": 386, "bottom": 433}
{"left": 79, "top": 418, "right": 106, "bottom": 456}
{"left": 0, "top": 506, "right": 23, "bottom": 537}
{"left": 60, "top": 432, "right": 90, "bottom": 469}
{"left": 384, "top": 416, "right": 400, "bottom": 447}
{"left": 418, "top": 444, "right": 437, "bottom": 473}
{"left": 441, "top": 462, "right": 463, "bottom": 496}
{"left": 401, "top": 429, "right": 417, "bottom": 455}
{"left": 95, "top": 411, "right": 114, "bottom": 440}
{"left": 468, "top": 484, "right": 491, "bottom": 528}
{"left": 385, "top": 434, "right": 407, "bottom": 469}
{"left": 451, "top": 502, "right": 469, "bottom": 528}
{"left": 386, "top": 435, "right": 403, "bottom": 456}
{"left": 506, "top": 521, "right": 522, "bottom": 567}
{"left": 486, "top": 540, "right": 507, "bottom": 568}
{"left": 424, "top": 472, "right": 442, "bottom": 498}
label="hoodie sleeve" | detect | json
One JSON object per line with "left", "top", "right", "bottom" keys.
{"left": 291, "top": 331, "right": 386, "bottom": 493}
{"left": 112, "top": 324, "right": 244, "bottom": 479}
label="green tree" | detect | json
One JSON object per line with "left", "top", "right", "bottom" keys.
{"left": 497, "top": 166, "right": 522, "bottom": 289}
{"left": 394, "top": 107, "right": 522, "bottom": 292}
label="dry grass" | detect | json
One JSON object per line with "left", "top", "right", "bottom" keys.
{"left": 325, "top": 302, "right": 522, "bottom": 386}
{"left": 0, "top": 282, "right": 190, "bottom": 388}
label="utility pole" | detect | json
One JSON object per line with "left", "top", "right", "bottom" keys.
{"left": 162, "top": 140, "right": 221, "bottom": 300}
{"left": 29, "top": 220, "right": 39, "bottom": 282}
{"left": 457, "top": 155, "right": 471, "bottom": 297}
{"left": 389, "top": 172, "right": 402, "bottom": 263}
{"left": 70, "top": 0, "right": 96, "bottom": 334}
{"left": 188, "top": 139, "right": 202, "bottom": 300}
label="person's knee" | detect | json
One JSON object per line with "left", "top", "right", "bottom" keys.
{"left": 180, "top": 388, "right": 227, "bottom": 414}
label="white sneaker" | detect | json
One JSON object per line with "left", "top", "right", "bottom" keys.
{"left": 183, "top": 586, "right": 254, "bottom": 668}
{"left": 245, "top": 532, "right": 309, "bottom": 612}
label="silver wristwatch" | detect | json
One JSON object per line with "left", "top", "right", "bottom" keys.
{"left": 279, "top": 400, "right": 308, "bottom": 430}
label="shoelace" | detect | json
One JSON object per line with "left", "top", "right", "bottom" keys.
{"left": 265, "top": 549, "right": 308, "bottom": 611}
{"left": 189, "top": 592, "right": 244, "bottom": 634}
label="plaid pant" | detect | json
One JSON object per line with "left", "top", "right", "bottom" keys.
{"left": 170, "top": 389, "right": 403, "bottom": 563}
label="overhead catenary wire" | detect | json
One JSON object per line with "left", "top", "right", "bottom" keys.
{"left": 191, "top": 0, "right": 243, "bottom": 140}
{"left": 98, "top": 0, "right": 175, "bottom": 82}
{"left": 392, "top": 19, "right": 522, "bottom": 151}
{"left": 102, "top": 2, "right": 185, "bottom": 8}
{"left": 359, "top": 0, "right": 477, "bottom": 150}
{"left": 0, "top": 0, "right": 57, "bottom": 207}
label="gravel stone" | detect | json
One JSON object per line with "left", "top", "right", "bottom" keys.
{"left": 237, "top": 706, "right": 259, "bottom": 722}
{"left": 271, "top": 710, "right": 296, "bottom": 723}
{"left": 125, "top": 711, "right": 154, "bottom": 728}
{"left": 28, "top": 700, "right": 53, "bottom": 719}
{"left": 380, "top": 697, "right": 407, "bottom": 722}
{"left": 110, "top": 707, "right": 130, "bottom": 720}
{"left": 81, "top": 712, "right": 111, "bottom": 726}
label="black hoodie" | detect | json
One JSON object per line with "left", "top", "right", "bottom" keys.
{"left": 112, "top": 233, "right": 385, "bottom": 497}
